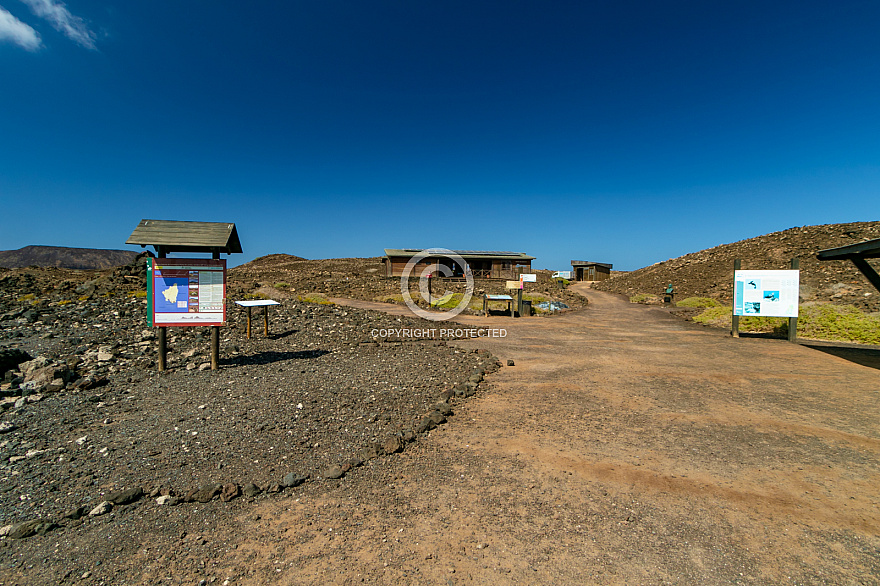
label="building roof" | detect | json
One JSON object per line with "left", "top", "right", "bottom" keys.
{"left": 571, "top": 260, "right": 613, "bottom": 269}
{"left": 384, "top": 249, "right": 535, "bottom": 261}
{"left": 816, "top": 238, "right": 880, "bottom": 260}
{"left": 126, "top": 219, "right": 242, "bottom": 255}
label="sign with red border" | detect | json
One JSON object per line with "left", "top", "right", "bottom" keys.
{"left": 147, "top": 258, "right": 226, "bottom": 327}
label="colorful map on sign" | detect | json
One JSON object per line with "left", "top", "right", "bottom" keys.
{"left": 154, "top": 277, "right": 189, "bottom": 313}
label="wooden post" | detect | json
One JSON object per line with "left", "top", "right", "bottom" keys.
{"left": 211, "top": 325, "right": 219, "bottom": 370}
{"left": 263, "top": 306, "right": 269, "bottom": 337}
{"left": 483, "top": 296, "right": 488, "bottom": 317}
{"left": 788, "top": 258, "right": 799, "bottom": 343}
{"left": 158, "top": 326, "right": 167, "bottom": 371}
{"left": 517, "top": 288, "right": 523, "bottom": 317}
{"left": 157, "top": 249, "right": 167, "bottom": 371}
{"left": 732, "top": 259, "right": 741, "bottom": 338}
{"left": 246, "top": 306, "right": 252, "bottom": 339}
{"left": 211, "top": 250, "right": 221, "bottom": 370}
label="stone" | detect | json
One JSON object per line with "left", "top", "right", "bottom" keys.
{"left": 0, "top": 349, "right": 32, "bottom": 373}
{"left": 281, "top": 473, "right": 308, "bottom": 488}
{"left": 8, "top": 519, "right": 57, "bottom": 539}
{"left": 0, "top": 421, "right": 16, "bottom": 433}
{"left": 45, "top": 379, "right": 65, "bottom": 393}
{"left": 359, "top": 444, "right": 380, "bottom": 461}
{"left": 507, "top": 359, "right": 515, "bottom": 366}
{"left": 106, "top": 487, "right": 143, "bottom": 505}
{"left": 198, "top": 363, "right": 211, "bottom": 371}
{"left": 220, "top": 483, "right": 240, "bottom": 502}
{"left": 186, "top": 484, "right": 222, "bottom": 503}
{"left": 89, "top": 501, "right": 113, "bottom": 516}
{"left": 321, "top": 465, "right": 345, "bottom": 480}
{"left": 63, "top": 506, "right": 87, "bottom": 520}
{"left": 156, "top": 495, "right": 178, "bottom": 506}
{"left": 435, "top": 402, "right": 453, "bottom": 416}
{"left": 382, "top": 436, "right": 403, "bottom": 455}
{"left": 242, "top": 483, "right": 262, "bottom": 498}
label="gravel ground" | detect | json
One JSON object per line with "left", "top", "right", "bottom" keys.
{"left": 0, "top": 289, "right": 500, "bottom": 585}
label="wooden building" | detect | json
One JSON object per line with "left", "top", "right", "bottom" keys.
{"left": 384, "top": 249, "right": 534, "bottom": 279}
{"left": 571, "top": 260, "right": 613, "bottom": 282}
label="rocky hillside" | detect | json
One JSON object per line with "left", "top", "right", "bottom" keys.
{"left": 0, "top": 246, "right": 138, "bottom": 270}
{"left": 593, "top": 221, "right": 880, "bottom": 312}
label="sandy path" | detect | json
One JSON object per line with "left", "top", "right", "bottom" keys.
{"left": 230, "top": 285, "right": 880, "bottom": 585}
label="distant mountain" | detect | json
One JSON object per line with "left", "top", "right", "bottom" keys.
{"left": 0, "top": 245, "right": 138, "bottom": 270}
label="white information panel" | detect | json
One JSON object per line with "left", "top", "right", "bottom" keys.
{"left": 733, "top": 270, "right": 799, "bottom": 317}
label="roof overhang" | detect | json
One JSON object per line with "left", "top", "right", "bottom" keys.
{"left": 816, "top": 237, "right": 880, "bottom": 293}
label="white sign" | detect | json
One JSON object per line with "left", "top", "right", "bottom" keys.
{"left": 520, "top": 274, "right": 537, "bottom": 282}
{"left": 733, "top": 270, "right": 799, "bottom": 318}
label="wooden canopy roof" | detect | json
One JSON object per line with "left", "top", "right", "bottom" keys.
{"left": 126, "top": 219, "right": 242, "bottom": 256}
{"left": 817, "top": 237, "right": 880, "bottom": 293}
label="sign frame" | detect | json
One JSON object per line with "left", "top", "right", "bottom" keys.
{"left": 733, "top": 269, "right": 799, "bottom": 318}
{"left": 147, "top": 258, "right": 227, "bottom": 327}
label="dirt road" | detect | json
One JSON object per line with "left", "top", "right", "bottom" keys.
{"left": 226, "top": 285, "right": 880, "bottom": 585}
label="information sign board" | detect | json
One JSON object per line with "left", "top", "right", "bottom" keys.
{"left": 733, "top": 270, "right": 799, "bottom": 318}
{"left": 506, "top": 280, "right": 522, "bottom": 289}
{"left": 520, "top": 274, "right": 537, "bottom": 282}
{"left": 147, "top": 258, "right": 226, "bottom": 326}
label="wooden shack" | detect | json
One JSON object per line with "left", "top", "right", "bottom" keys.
{"left": 384, "top": 249, "right": 534, "bottom": 279}
{"left": 571, "top": 260, "right": 612, "bottom": 282}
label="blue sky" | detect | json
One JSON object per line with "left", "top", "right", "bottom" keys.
{"left": 2, "top": 1, "right": 879, "bottom": 270}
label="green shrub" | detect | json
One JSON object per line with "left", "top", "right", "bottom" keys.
{"left": 298, "top": 293, "right": 334, "bottom": 305}
{"left": 798, "top": 305, "right": 880, "bottom": 344}
{"left": 630, "top": 293, "right": 660, "bottom": 304}
{"left": 17, "top": 293, "right": 35, "bottom": 302}
{"left": 127, "top": 290, "right": 147, "bottom": 298}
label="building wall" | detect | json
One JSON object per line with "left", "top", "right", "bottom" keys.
{"left": 386, "top": 256, "right": 531, "bottom": 278}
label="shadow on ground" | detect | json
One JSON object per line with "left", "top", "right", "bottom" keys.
{"left": 221, "top": 349, "right": 329, "bottom": 366}
{"left": 802, "top": 342, "right": 880, "bottom": 370}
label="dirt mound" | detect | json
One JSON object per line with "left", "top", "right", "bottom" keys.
{"left": 0, "top": 246, "right": 138, "bottom": 270}
{"left": 593, "top": 221, "right": 880, "bottom": 312}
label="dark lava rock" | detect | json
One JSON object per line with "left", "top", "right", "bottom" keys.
{"left": 185, "top": 484, "right": 222, "bottom": 503}
{"left": 435, "top": 402, "right": 453, "bottom": 416}
{"left": 507, "top": 359, "right": 515, "bottom": 366}
{"left": 9, "top": 519, "right": 58, "bottom": 539}
{"left": 281, "top": 473, "right": 308, "bottom": 488}
{"left": 106, "top": 487, "right": 144, "bottom": 506}
{"left": 63, "top": 506, "right": 87, "bottom": 520}
{"left": 242, "top": 483, "right": 262, "bottom": 498}
{"left": 0, "top": 348, "right": 32, "bottom": 373}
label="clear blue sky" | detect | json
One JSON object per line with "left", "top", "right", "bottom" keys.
{"left": 2, "top": 1, "right": 879, "bottom": 270}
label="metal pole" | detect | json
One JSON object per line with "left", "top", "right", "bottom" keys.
{"left": 732, "top": 259, "right": 741, "bottom": 338}
{"left": 788, "top": 258, "right": 799, "bottom": 343}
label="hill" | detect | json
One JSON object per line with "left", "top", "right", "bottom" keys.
{"left": 0, "top": 245, "right": 138, "bottom": 270}
{"left": 593, "top": 221, "right": 880, "bottom": 313}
